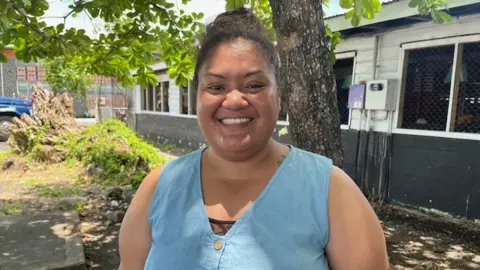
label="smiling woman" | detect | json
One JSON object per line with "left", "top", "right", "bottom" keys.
{"left": 119, "top": 8, "right": 389, "bottom": 270}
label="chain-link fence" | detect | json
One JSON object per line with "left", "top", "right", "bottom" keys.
{"left": 401, "top": 45, "right": 454, "bottom": 131}
{"left": 334, "top": 58, "right": 354, "bottom": 125}
{"left": 455, "top": 42, "right": 480, "bottom": 133}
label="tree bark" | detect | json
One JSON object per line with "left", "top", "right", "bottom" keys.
{"left": 269, "top": 0, "right": 344, "bottom": 167}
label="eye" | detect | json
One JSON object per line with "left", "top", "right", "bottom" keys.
{"left": 246, "top": 83, "right": 265, "bottom": 89}
{"left": 207, "top": 85, "right": 225, "bottom": 91}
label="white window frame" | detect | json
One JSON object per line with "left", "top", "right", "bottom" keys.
{"left": 393, "top": 34, "right": 480, "bottom": 141}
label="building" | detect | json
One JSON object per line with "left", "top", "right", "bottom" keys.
{"left": 132, "top": 0, "right": 480, "bottom": 219}
{"left": 0, "top": 48, "right": 127, "bottom": 118}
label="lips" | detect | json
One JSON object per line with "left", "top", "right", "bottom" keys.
{"left": 219, "top": 117, "right": 254, "bottom": 125}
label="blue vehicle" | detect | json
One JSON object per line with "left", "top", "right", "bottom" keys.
{"left": 0, "top": 97, "right": 33, "bottom": 141}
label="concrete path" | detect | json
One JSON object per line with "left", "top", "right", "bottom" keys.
{"left": 0, "top": 212, "right": 86, "bottom": 270}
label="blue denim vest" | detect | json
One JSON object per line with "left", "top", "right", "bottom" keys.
{"left": 145, "top": 145, "right": 332, "bottom": 269}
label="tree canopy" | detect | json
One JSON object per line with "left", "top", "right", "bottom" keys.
{"left": 0, "top": 0, "right": 452, "bottom": 91}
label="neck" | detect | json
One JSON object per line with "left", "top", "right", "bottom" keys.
{"left": 204, "top": 139, "right": 285, "bottom": 181}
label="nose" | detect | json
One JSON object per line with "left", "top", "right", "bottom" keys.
{"left": 222, "top": 89, "right": 249, "bottom": 109}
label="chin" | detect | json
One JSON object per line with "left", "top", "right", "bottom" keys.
{"left": 218, "top": 136, "right": 252, "bottom": 153}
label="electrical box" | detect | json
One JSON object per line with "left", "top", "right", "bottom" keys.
{"left": 347, "top": 84, "right": 366, "bottom": 109}
{"left": 364, "top": 79, "right": 396, "bottom": 110}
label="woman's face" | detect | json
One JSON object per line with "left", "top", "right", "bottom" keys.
{"left": 197, "top": 38, "right": 280, "bottom": 160}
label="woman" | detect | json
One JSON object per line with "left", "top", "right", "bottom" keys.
{"left": 119, "top": 8, "right": 389, "bottom": 270}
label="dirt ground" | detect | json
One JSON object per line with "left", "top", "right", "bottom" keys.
{"left": 1, "top": 144, "right": 480, "bottom": 269}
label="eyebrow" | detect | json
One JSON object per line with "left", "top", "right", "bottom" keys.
{"left": 206, "top": 70, "right": 264, "bottom": 79}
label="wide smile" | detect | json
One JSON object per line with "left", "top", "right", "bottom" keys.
{"left": 218, "top": 117, "right": 254, "bottom": 125}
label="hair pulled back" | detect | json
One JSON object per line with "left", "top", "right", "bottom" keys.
{"left": 193, "top": 8, "right": 278, "bottom": 90}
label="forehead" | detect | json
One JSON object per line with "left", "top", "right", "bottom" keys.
{"left": 202, "top": 38, "right": 271, "bottom": 74}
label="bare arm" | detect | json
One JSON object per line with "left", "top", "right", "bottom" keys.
{"left": 325, "top": 166, "right": 389, "bottom": 269}
{"left": 118, "top": 166, "right": 163, "bottom": 270}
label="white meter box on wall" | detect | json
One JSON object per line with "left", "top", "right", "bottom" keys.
{"left": 364, "top": 79, "right": 396, "bottom": 110}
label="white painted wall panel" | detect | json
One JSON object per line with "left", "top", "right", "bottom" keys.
{"left": 169, "top": 84, "right": 180, "bottom": 114}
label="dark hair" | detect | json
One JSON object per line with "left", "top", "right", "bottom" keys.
{"left": 193, "top": 8, "right": 278, "bottom": 90}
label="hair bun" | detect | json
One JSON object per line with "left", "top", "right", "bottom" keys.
{"left": 207, "top": 7, "right": 265, "bottom": 37}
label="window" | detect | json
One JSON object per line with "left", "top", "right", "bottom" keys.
{"left": 141, "top": 80, "right": 169, "bottom": 112}
{"left": 400, "top": 45, "right": 454, "bottom": 131}
{"left": 333, "top": 58, "right": 355, "bottom": 125}
{"left": 180, "top": 81, "right": 197, "bottom": 115}
{"left": 155, "top": 83, "right": 162, "bottom": 111}
{"left": 161, "top": 81, "right": 169, "bottom": 112}
{"left": 398, "top": 40, "right": 480, "bottom": 134}
{"left": 141, "top": 84, "right": 155, "bottom": 111}
{"left": 180, "top": 85, "right": 189, "bottom": 114}
{"left": 454, "top": 42, "right": 480, "bottom": 133}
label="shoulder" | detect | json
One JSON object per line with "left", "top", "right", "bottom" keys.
{"left": 121, "top": 149, "right": 203, "bottom": 227}
{"left": 326, "top": 165, "right": 389, "bottom": 269}
{"left": 152, "top": 149, "right": 202, "bottom": 187}
{"left": 118, "top": 164, "right": 165, "bottom": 269}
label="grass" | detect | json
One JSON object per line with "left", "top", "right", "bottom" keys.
{"left": 0, "top": 150, "right": 11, "bottom": 163}
{"left": 1, "top": 202, "right": 22, "bottom": 216}
{"left": 38, "top": 186, "right": 81, "bottom": 198}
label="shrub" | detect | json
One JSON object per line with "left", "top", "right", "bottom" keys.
{"left": 62, "top": 119, "right": 167, "bottom": 187}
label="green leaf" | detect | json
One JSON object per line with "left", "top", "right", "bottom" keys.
{"left": 351, "top": 14, "right": 361, "bottom": 26}
{"left": 56, "top": 23, "right": 65, "bottom": 33}
{"left": 0, "top": 53, "right": 7, "bottom": 62}
{"left": 339, "top": 0, "right": 354, "bottom": 9}
{"left": 345, "top": 9, "right": 355, "bottom": 19}
{"left": 408, "top": 0, "right": 422, "bottom": 8}
{"left": 226, "top": 0, "right": 247, "bottom": 10}
{"left": 436, "top": 10, "right": 454, "bottom": 22}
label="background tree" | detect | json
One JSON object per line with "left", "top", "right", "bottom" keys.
{"left": 43, "top": 56, "right": 93, "bottom": 96}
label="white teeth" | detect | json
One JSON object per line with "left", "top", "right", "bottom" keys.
{"left": 221, "top": 118, "right": 252, "bottom": 125}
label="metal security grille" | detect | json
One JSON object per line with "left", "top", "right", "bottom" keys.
{"left": 455, "top": 42, "right": 480, "bottom": 133}
{"left": 334, "top": 58, "right": 354, "bottom": 125}
{"left": 401, "top": 45, "right": 454, "bottom": 131}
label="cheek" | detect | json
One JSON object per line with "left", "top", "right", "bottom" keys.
{"left": 250, "top": 92, "right": 280, "bottom": 118}
{"left": 197, "top": 91, "right": 221, "bottom": 116}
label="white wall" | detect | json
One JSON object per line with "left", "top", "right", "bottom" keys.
{"left": 336, "top": 12, "right": 480, "bottom": 135}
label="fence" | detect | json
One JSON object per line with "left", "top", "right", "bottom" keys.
{"left": 400, "top": 41, "right": 480, "bottom": 134}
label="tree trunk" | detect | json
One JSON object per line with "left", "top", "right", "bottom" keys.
{"left": 269, "top": 0, "right": 344, "bottom": 167}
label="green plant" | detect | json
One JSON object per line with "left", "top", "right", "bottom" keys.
{"left": 62, "top": 119, "right": 167, "bottom": 187}
{"left": 1, "top": 202, "right": 22, "bottom": 215}
{"left": 160, "top": 143, "right": 177, "bottom": 151}
{"left": 73, "top": 202, "right": 85, "bottom": 212}
{"left": 38, "top": 186, "right": 80, "bottom": 198}
{"left": 0, "top": 150, "right": 11, "bottom": 163}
